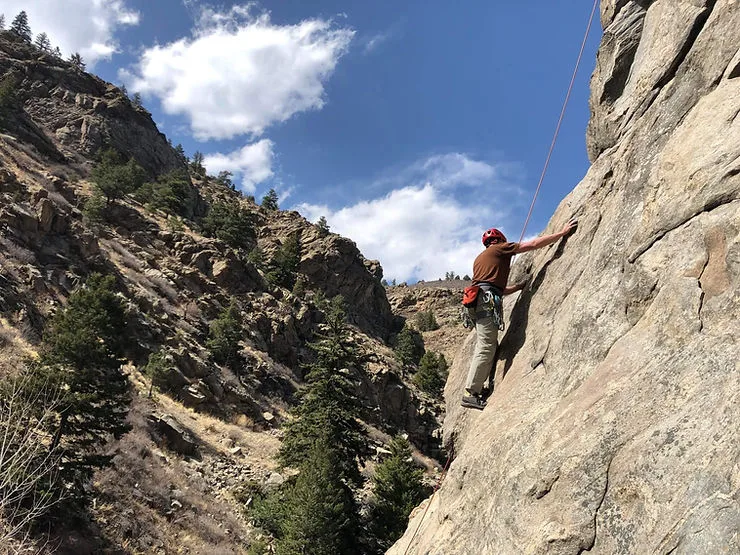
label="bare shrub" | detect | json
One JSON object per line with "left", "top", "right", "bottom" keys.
{"left": 0, "top": 373, "right": 65, "bottom": 545}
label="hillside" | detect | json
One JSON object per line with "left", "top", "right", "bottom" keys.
{"left": 0, "top": 29, "right": 444, "bottom": 553}
{"left": 391, "top": 1, "right": 739, "bottom": 553}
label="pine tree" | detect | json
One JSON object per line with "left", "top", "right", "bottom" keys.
{"left": 91, "top": 149, "right": 147, "bottom": 204}
{"left": 206, "top": 299, "right": 243, "bottom": 367}
{"left": 144, "top": 350, "right": 175, "bottom": 397}
{"left": 266, "top": 232, "right": 301, "bottom": 289}
{"left": 393, "top": 325, "right": 425, "bottom": 367}
{"left": 200, "top": 201, "right": 255, "bottom": 249}
{"left": 276, "top": 441, "right": 359, "bottom": 555}
{"left": 69, "top": 52, "right": 85, "bottom": 71}
{"left": 135, "top": 169, "right": 196, "bottom": 217}
{"left": 10, "top": 12, "right": 31, "bottom": 42}
{"left": 247, "top": 246, "right": 265, "bottom": 270}
{"left": 190, "top": 151, "right": 205, "bottom": 175}
{"left": 174, "top": 143, "right": 186, "bottom": 160}
{"left": 34, "top": 32, "right": 51, "bottom": 52}
{"left": 39, "top": 273, "right": 132, "bottom": 495}
{"left": 0, "top": 73, "right": 18, "bottom": 115}
{"left": 119, "top": 84, "right": 128, "bottom": 97}
{"left": 412, "top": 352, "right": 448, "bottom": 396}
{"left": 132, "top": 92, "right": 142, "bottom": 107}
{"left": 278, "top": 296, "right": 368, "bottom": 487}
{"left": 261, "top": 188, "right": 279, "bottom": 211}
{"left": 414, "top": 309, "right": 439, "bottom": 332}
{"left": 0, "top": 15, "right": 5, "bottom": 31}
{"left": 317, "top": 216, "right": 330, "bottom": 236}
{"left": 215, "top": 170, "right": 234, "bottom": 189}
{"left": 369, "top": 436, "right": 428, "bottom": 551}
{"left": 52, "top": 46, "right": 62, "bottom": 59}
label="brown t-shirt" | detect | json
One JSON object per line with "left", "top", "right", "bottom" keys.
{"left": 472, "top": 242, "right": 520, "bottom": 290}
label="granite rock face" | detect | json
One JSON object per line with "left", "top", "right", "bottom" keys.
{"left": 391, "top": 1, "right": 739, "bottom": 553}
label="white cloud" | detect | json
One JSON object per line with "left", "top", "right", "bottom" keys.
{"left": 295, "top": 154, "right": 520, "bottom": 282}
{"left": 203, "top": 139, "right": 274, "bottom": 192}
{"left": 3, "top": 1, "right": 139, "bottom": 66}
{"left": 123, "top": 5, "right": 354, "bottom": 140}
{"left": 363, "top": 32, "right": 390, "bottom": 54}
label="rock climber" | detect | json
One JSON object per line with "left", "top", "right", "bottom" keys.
{"left": 461, "top": 219, "right": 578, "bottom": 410}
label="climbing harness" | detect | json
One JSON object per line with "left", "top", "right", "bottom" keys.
{"left": 412, "top": 0, "right": 600, "bottom": 550}
{"left": 477, "top": 286, "right": 504, "bottom": 331}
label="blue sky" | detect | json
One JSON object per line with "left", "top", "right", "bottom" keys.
{"left": 7, "top": 1, "right": 602, "bottom": 282}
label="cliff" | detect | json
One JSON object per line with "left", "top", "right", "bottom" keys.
{"left": 391, "top": 1, "right": 739, "bottom": 553}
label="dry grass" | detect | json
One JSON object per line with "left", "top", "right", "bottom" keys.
{"left": 89, "top": 385, "right": 282, "bottom": 554}
{"left": 102, "top": 239, "right": 145, "bottom": 273}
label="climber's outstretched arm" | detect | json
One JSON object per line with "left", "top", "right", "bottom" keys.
{"left": 502, "top": 283, "right": 526, "bottom": 295}
{"left": 514, "top": 219, "right": 578, "bottom": 254}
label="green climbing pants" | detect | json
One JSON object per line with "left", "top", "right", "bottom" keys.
{"left": 464, "top": 314, "right": 499, "bottom": 395}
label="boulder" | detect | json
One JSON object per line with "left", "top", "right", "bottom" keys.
{"left": 146, "top": 414, "right": 198, "bottom": 457}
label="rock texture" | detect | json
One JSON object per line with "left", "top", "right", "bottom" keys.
{"left": 0, "top": 33, "right": 183, "bottom": 174}
{"left": 391, "top": 1, "right": 739, "bottom": 554}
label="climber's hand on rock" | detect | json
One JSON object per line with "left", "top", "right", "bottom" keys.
{"left": 560, "top": 218, "right": 578, "bottom": 237}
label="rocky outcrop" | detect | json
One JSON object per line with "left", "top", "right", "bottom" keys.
{"left": 391, "top": 1, "right": 739, "bottom": 554}
{"left": 259, "top": 210, "right": 398, "bottom": 339}
{"left": 0, "top": 32, "right": 183, "bottom": 175}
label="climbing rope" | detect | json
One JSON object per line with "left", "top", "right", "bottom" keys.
{"left": 402, "top": 452, "right": 453, "bottom": 555}
{"left": 518, "top": 0, "right": 600, "bottom": 244}
{"left": 402, "top": 4, "right": 600, "bottom": 552}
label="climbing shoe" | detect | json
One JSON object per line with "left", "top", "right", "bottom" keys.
{"left": 461, "top": 394, "right": 487, "bottom": 410}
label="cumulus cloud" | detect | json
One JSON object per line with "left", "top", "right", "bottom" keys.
{"left": 203, "top": 139, "right": 274, "bottom": 192}
{"left": 2, "top": 0, "right": 139, "bottom": 66}
{"left": 295, "top": 154, "right": 520, "bottom": 282}
{"left": 123, "top": 5, "right": 354, "bottom": 140}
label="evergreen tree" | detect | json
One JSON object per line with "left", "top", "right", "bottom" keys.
{"left": 278, "top": 296, "right": 368, "bottom": 487}
{"left": 206, "top": 299, "right": 243, "bottom": 367}
{"left": 215, "top": 170, "right": 234, "bottom": 189}
{"left": 414, "top": 309, "right": 439, "bottom": 332}
{"left": 261, "top": 188, "right": 279, "bottom": 211}
{"left": 34, "top": 32, "right": 51, "bottom": 52}
{"left": 69, "top": 52, "right": 85, "bottom": 71}
{"left": 190, "top": 151, "right": 205, "bottom": 175}
{"left": 200, "top": 200, "right": 255, "bottom": 249}
{"left": 412, "top": 352, "right": 448, "bottom": 397}
{"left": 135, "top": 169, "right": 196, "bottom": 217}
{"left": 144, "top": 350, "right": 175, "bottom": 397}
{"left": 247, "top": 246, "right": 265, "bottom": 270}
{"left": 10, "top": 12, "right": 31, "bottom": 42}
{"left": 0, "top": 15, "right": 5, "bottom": 31}
{"left": 52, "top": 46, "right": 62, "bottom": 59}
{"left": 276, "top": 441, "right": 359, "bottom": 555}
{"left": 266, "top": 232, "right": 301, "bottom": 289}
{"left": 393, "top": 325, "right": 425, "bottom": 367}
{"left": 91, "top": 149, "right": 146, "bottom": 204}
{"left": 463, "top": 274, "right": 471, "bottom": 281}
{"left": 119, "top": 84, "right": 128, "bottom": 97}
{"left": 369, "top": 436, "right": 428, "bottom": 551}
{"left": 174, "top": 143, "right": 186, "bottom": 160}
{"left": 38, "top": 273, "right": 132, "bottom": 495}
{"left": 317, "top": 216, "right": 330, "bottom": 236}
{"left": 132, "top": 92, "right": 142, "bottom": 107}
{"left": 82, "top": 189, "right": 106, "bottom": 225}
{"left": 0, "top": 73, "right": 18, "bottom": 115}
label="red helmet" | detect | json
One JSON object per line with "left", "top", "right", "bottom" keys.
{"left": 482, "top": 228, "right": 506, "bottom": 246}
